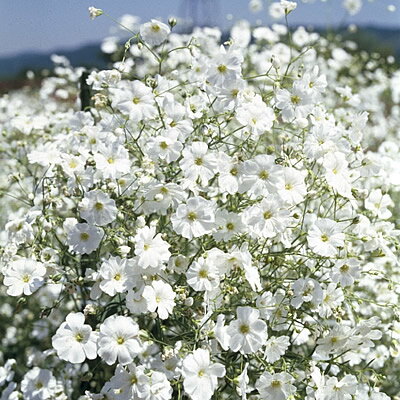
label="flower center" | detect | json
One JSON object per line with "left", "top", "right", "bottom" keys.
{"left": 95, "top": 202, "right": 104, "bottom": 211}
{"left": 114, "top": 273, "right": 121, "bottom": 281}
{"left": 194, "top": 157, "right": 203, "bottom": 166}
{"left": 271, "top": 380, "right": 282, "bottom": 388}
{"left": 217, "top": 64, "right": 227, "bottom": 73}
{"left": 131, "top": 374, "right": 138, "bottom": 384}
{"left": 285, "top": 183, "right": 293, "bottom": 190}
{"left": 132, "top": 97, "right": 141, "bottom": 104}
{"left": 35, "top": 381, "right": 44, "bottom": 389}
{"left": 187, "top": 212, "right": 197, "bottom": 221}
{"left": 75, "top": 333, "right": 84, "bottom": 342}
{"left": 320, "top": 234, "right": 329, "bottom": 242}
{"left": 226, "top": 222, "right": 235, "bottom": 231}
{"left": 151, "top": 24, "right": 161, "bottom": 32}
{"left": 80, "top": 232, "right": 90, "bottom": 241}
{"left": 239, "top": 324, "right": 250, "bottom": 334}
{"left": 198, "top": 369, "right": 205, "bottom": 377}
{"left": 291, "top": 95, "right": 301, "bottom": 105}
{"left": 231, "top": 88, "right": 239, "bottom": 97}
{"left": 107, "top": 157, "right": 115, "bottom": 164}
{"left": 340, "top": 264, "right": 349, "bottom": 273}
{"left": 263, "top": 211, "right": 272, "bottom": 220}
{"left": 199, "top": 269, "right": 208, "bottom": 278}
{"left": 160, "top": 141, "right": 169, "bottom": 149}
{"left": 258, "top": 170, "right": 269, "bottom": 180}
{"left": 117, "top": 336, "right": 125, "bottom": 345}
{"left": 22, "top": 274, "right": 30, "bottom": 283}
{"left": 230, "top": 167, "right": 238, "bottom": 176}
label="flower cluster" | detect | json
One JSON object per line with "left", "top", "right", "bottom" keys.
{"left": 0, "top": 5, "right": 399, "bottom": 400}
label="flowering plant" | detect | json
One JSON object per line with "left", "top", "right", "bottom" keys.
{"left": 0, "top": 2, "right": 400, "bottom": 399}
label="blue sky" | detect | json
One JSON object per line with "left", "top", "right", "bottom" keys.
{"left": 1, "top": 0, "right": 399, "bottom": 57}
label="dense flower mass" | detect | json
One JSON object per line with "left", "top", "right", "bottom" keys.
{"left": 0, "top": 2, "right": 400, "bottom": 399}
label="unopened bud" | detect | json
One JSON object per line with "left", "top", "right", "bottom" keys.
{"left": 168, "top": 17, "right": 177, "bottom": 28}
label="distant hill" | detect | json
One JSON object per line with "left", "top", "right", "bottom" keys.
{"left": 0, "top": 43, "right": 107, "bottom": 79}
{"left": 320, "top": 26, "right": 400, "bottom": 59}
{"left": 0, "top": 26, "right": 399, "bottom": 82}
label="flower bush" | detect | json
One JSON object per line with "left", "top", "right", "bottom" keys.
{"left": 0, "top": 2, "right": 400, "bottom": 399}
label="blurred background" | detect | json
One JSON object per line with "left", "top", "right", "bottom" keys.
{"left": 1, "top": 0, "right": 399, "bottom": 88}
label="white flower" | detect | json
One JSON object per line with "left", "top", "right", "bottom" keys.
{"left": 365, "top": 189, "right": 393, "bottom": 219}
{"left": 143, "top": 371, "right": 173, "bottom": 400}
{"left": 5, "top": 218, "right": 34, "bottom": 245}
{"left": 343, "top": 0, "right": 362, "bottom": 15}
{"left": 0, "top": 359, "right": 15, "bottom": 386}
{"left": 4, "top": 258, "right": 46, "bottom": 296}
{"left": 105, "top": 364, "right": 149, "bottom": 400}
{"left": 142, "top": 280, "right": 176, "bottom": 320}
{"left": 21, "top": 368, "right": 57, "bottom": 400}
{"left": 126, "top": 287, "right": 148, "bottom": 315}
{"left": 216, "top": 153, "right": 241, "bottom": 195}
{"left": 316, "top": 324, "right": 352, "bottom": 357}
{"left": 249, "top": 0, "right": 263, "bottom": 13}
{"left": 86, "top": 69, "right": 121, "bottom": 90}
{"left": 67, "top": 222, "right": 104, "bottom": 254}
{"left": 180, "top": 142, "right": 218, "bottom": 186}
{"left": 275, "top": 81, "right": 313, "bottom": 122}
{"left": 171, "top": 197, "right": 215, "bottom": 239}
{"left": 79, "top": 190, "right": 118, "bottom": 226}
{"left": 111, "top": 80, "right": 156, "bottom": 122}
{"left": 269, "top": 2, "right": 286, "bottom": 19}
{"left": 276, "top": 167, "right": 307, "bottom": 205}
{"left": 141, "top": 182, "right": 187, "bottom": 215}
{"left": 269, "top": 1, "right": 297, "bottom": 19}
{"left": 244, "top": 197, "right": 291, "bottom": 239}
{"left": 99, "top": 256, "right": 136, "bottom": 296}
{"left": 182, "top": 349, "right": 226, "bottom": 400}
{"left": 206, "top": 45, "right": 243, "bottom": 87}
{"left": 307, "top": 218, "right": 345, "bottom": 257}
{"left": 93, "top": 143, "right": 131, "bottom": 180}
{"left": 52, "top": 312, "right": 98, "bottom": 364}
{"left": 213, "top": 210, "right": 244, "bottom": 241}
{"left": 239, "top": 155, "right": 281, "bottom": 198}
{"left": 227, "top": 306, "right": 267, "bottom": 354}
{"left": 318, "top": 283, "right": 344, "bottom": 318}
{"left": 291, "top": 278, "right": 323, "bottom": 309}
{"left": 98, "top": 315, "right": 142, "bottom": 365}
{"left": 281, "top": 1, "right": 297, "bottom": 13}
{"left": 186, "top": 257, "right": 220, "bottom": 292}
{"left": 256, "top": 371, "right": 296, "bottom": 400}
{"left": 322, "top": 152, "right": 354, "bottom": 199}
{"left": 264, "top": 336, "right": 290, "bottom": 363}
{"left": 330, "top": 258, "right": 361, "bottom": 287}
{"left": 134, "top": 225, "right": 171, "bottom": 269}
{"left": 214, "top": 314, "right": 230, "bottom": 351}
{"left": 146, "top": 131, "right": 183, "bottom": 163}
{"left": 224, "top": 245, "right": 262, "bottom": 292}
{"left": 236, "top": 363, "right": 251, "bottom": 399}
{"left": 315, "top": 374, "right": 357, "bottom": 400}
{"left": 236, "top": 95, "right": 275, "bottom": 137}
{"left": 88, "top": 6, "right": 103, "bottom": 19}
{"left": 140, "top": 19, "right": 170, "bottom": 46}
